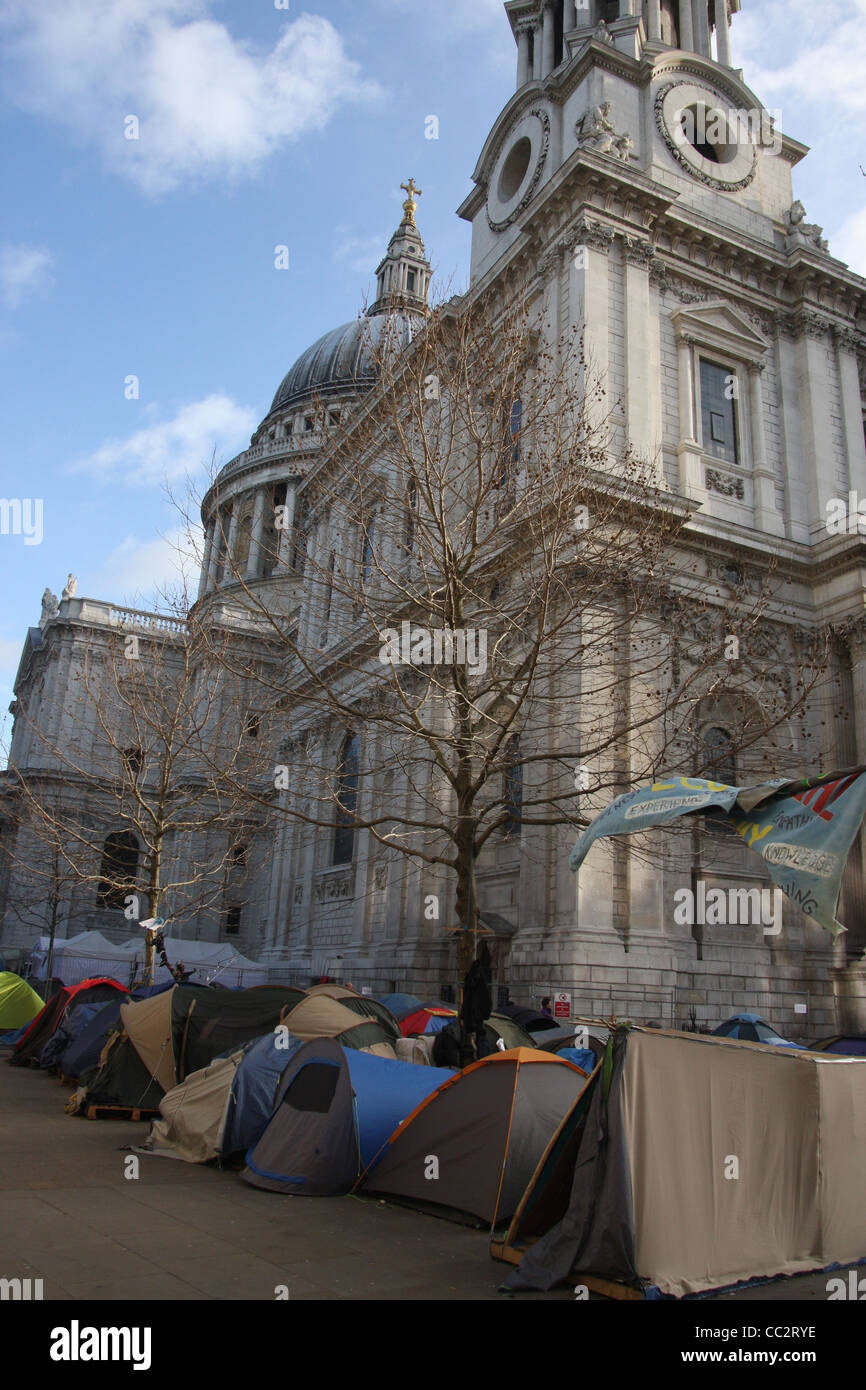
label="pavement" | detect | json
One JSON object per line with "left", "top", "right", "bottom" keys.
{"left": 0, "top": 1056, "right": 856, "bottom": 1302}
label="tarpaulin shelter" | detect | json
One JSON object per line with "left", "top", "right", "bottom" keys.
{"left": 497, "top": 1027, "right": 866, "bottom": 1298}
{"left": 360, "top": 1049, "right": 588, "bottom": 1226}
{"left": 118, "top": 936, "right": 270, "bottom": 988}
{"left": 282, "top": 995, "right": 397, "bottom": 1057}
{"left": 0, "top": 972, "right": 43, "bottom": 1033}
{"left": 10, "top": 977, "right": 127, "bottom": 1066}
{"left": 242, "top": 1039, "right": 454, "bottom": 1196}
{"left": 26, "top": 931, "right": 134, "bottom": 987}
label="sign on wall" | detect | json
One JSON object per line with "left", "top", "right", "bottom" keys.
{"left": 554, "top": 991, "right": 571, "bottom": 1020}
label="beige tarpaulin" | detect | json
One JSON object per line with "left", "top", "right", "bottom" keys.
{"left": 622, "top": 1030, "right": 866, "bottom": 1297}
{"left": 145, "top": 1050, "right": 243, "bottom": 1163}
{"left": 499, "top": 1026, "right": 866, "bottom": 1297}
{"left": 120, "top": 989, "right": 176, "bottom": 1093}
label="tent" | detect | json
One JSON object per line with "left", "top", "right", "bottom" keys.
{"left": 497, "top": 1027, "right": 866, "bottom": 1298}
{"left": 242, "top": 1039, "right": 454, "bottom": 1196}
{"left": 118, "top": 936, "right": 269, "bottom": 989}
{"left": 497, "top": 1002, "right": 562, "bottom": 1034}
{"left": 140, "top": 1028, "right": 302, "bottom": 1164}
{"left": 360, "top": 1048, "right": 588, "bottom": 1226}
{"left": 10, "top": 978, "right": 127, "bottom": 1067}
{"left": 57, "top": 982, "right": 173, "bottom": 1080}
{"left": 0, "top": 972, "right": 44, "bottom": 1034}
{"left": 71, "top": 983, "right": 304, "bottom": 1111}
{"left": 305, "top": 985, "right": 401, "bottom": 1039}
{"left": 379, "top": 993, "right": 422, "bottom": 1021}
{"left": 809, "top": 1035, "right": 866, "bottom": 1056}
{"left": 400, "top": 1004, "right": 457, "bottom": 1036}
{"left": 282, "top": 995, "right": 397, "bottom": 1057}
{"left": 26, "top": 931, "right": 137, "bottom": 987}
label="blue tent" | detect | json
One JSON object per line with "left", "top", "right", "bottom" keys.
{"left": 242, "top": 1039, "right": 454, "bottom": 1195}
{"left": 379, "top": 993, "right": 422, "bottom": 1022}
{"left": 551, "top": 1047, "right": 596, "bottom": 1073}
{"left": 221, "top": 1031, "right": 304, "bottom": 1158}
{"left": 39, "top": 1001, "right": 105, "bottom": 1070}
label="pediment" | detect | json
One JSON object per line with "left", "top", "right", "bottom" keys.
{"left": 670, "top": 301, "right": 769, "bottom": 362}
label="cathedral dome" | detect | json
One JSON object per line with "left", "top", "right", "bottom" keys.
{"left": 267, "top": 310, "right": 422, "bottom": 417}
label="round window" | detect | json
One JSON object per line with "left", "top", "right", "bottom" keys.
{"left": 498, "top": 136, "right": 532, "bottom": 201}
{"left": 678, "top": 102, "right": 737, "bottom": 165}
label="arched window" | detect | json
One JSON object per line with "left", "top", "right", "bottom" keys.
{"left": 333, "top": 732, "right": 360, "bottom": 865}
{"left": 501, "top": 735, "right": 523, "bottom": 838}
{"left": 704, "top": 726, "right": 736, "bottom": 786}
{"left": 97, "top": 830, "right": 139, "bottom": 910}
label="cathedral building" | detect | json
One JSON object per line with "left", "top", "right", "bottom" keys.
{"left": 3, "top": 1, "right": 866, "bottom": 1034}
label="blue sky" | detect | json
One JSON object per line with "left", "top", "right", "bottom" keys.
{"left": 1, "top": 0, "right": 865, "bottom": 741}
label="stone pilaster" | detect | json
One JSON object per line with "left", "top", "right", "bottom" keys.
{"left": 749, "top": 363, "right": 785, "bottom": 536}
{"left": 623, "top": 236, "right": 663, "bottom": 483}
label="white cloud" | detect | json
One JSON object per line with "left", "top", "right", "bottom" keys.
{"left": 0, "top": 2, "right": 382, "bottom": 195}
{"left": 90, "top": 526, "right": 203, "bottom": 606}
{"left": 736, "top": 0, "right": 866, "bottom": 115}
{"left": 74, "top": 395, "right": 256, "bottom": 486}
{"left": 334, "top": 228, "right": 390, "bottom": 275}
{"left": 0, "top": 244, "right": 54, "bottom": 307}
{"left": 832, "top": 204, "right": 866, "bottom": 277}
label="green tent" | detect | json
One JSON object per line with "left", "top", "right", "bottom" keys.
{"left": 0, "top": 972, "right": 43, "bottom": 1032}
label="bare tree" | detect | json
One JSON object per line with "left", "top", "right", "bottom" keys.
{"left": 2, "top": 594, "right": 274, "bottom": 982}
{"left": 186, "top": 287, "right": 835, "bottom": 982}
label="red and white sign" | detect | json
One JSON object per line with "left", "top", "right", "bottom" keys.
{"left": 553, "top": 991, "right": 572, "bottom": 1020}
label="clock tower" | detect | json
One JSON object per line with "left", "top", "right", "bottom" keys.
{"left": 458, "top": 2, "right": 866, "bottom": 1025}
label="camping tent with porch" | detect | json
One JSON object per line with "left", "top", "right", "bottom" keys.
{"left": 359, "top": 1048, "right": 588, "bottom": 1226}
{"left": 242, "top": 1039, "right": 454, "bottom": 1196}
{"left": 281, "top": 995, "right": 397, "bottom": 1058}
{"left": 496, "top": 1026, "right": 866, "bottom": 1298}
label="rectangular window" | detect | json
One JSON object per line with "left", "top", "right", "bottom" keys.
{"left": 407, "top": 270, "right": 416, "bottom": 293}
{"left": 700, "top": 360, "right": 739, "bottom": 465}
{"left": 226, "top": 906, "right": 242, "bottom": 936}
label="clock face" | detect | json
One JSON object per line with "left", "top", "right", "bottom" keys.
{"left": 486, "top": 108, "right": 551, "bottom": 232}
{"left": 655, "top": 81, "right": 757, "bottom": 191}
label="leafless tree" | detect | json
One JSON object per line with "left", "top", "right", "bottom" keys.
{"left": 185, "top": 286, "right": 836, "bottom": 978}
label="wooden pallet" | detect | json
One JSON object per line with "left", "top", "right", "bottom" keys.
{"left": 84, "top": 1103, "right": 159, "bottom": 1121}
{"left": 490, "top": 1241, "right": 644, "bottom": 1301}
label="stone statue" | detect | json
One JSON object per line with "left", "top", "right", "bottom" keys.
{"left": 785, "top": 200, "right": 828, "bottom": 252}
{"left": 576, "top": 102, "right": 633, "bottom": 161}
{"left": 592, "top": 20, "right": 613, "bottom": 44}
{"left": 62, "top": 573, "right": 77, "bottom": 600}
{"left": 40, "top": 588, "right": 58, "bottom": 622}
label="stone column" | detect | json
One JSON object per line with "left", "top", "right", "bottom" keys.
{"left": 532, "top": 22, "right": 543, "bottom": 80}
{"left": 679, "top": 0, "right": 694, "bottom": 52}
{"left": 197, "top": 522, "right": 214, "bottom": 599}
{"left": 624, "top": 238, "right": 663, "bottom": 484}
{"left": 714, "top": 0, "right": 731, "bottom": 64}
{"left": 835, "top": 327, "right": 866, "bottom": 498}
{"left": 516, "top": 22, "right": 531, "bottom": 87}
{"left": 675, "top": 332, "right": 706, "bottom": 504}
{"left": 222, "top": 503, "right": 239, "bottom": 581}
{"left": 749, "top": 363, "right": 784, "bottom": 536}
{"left": 207, "top": 513, "right": 224, "bottom": 589}
{"left": 647, "top": 0, "right": 662, "bottom": 41}
{"left": 276, "top": 483, "right": 298, "bottom": 572}
{"left": 542, "top": 2, "right": 556, "bottom": 77}
{"left": 564, "top": 0, "right": 576, "bottom": 33}
{"left": 694, "top": 0, "right": 711, "bottom": 56}
{"left": 246, "top": 487, "right": 267, "bottom": 580}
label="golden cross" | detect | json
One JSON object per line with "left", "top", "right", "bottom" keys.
{"left": 400, "top": 178, "right": 422, "bottom": 221}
